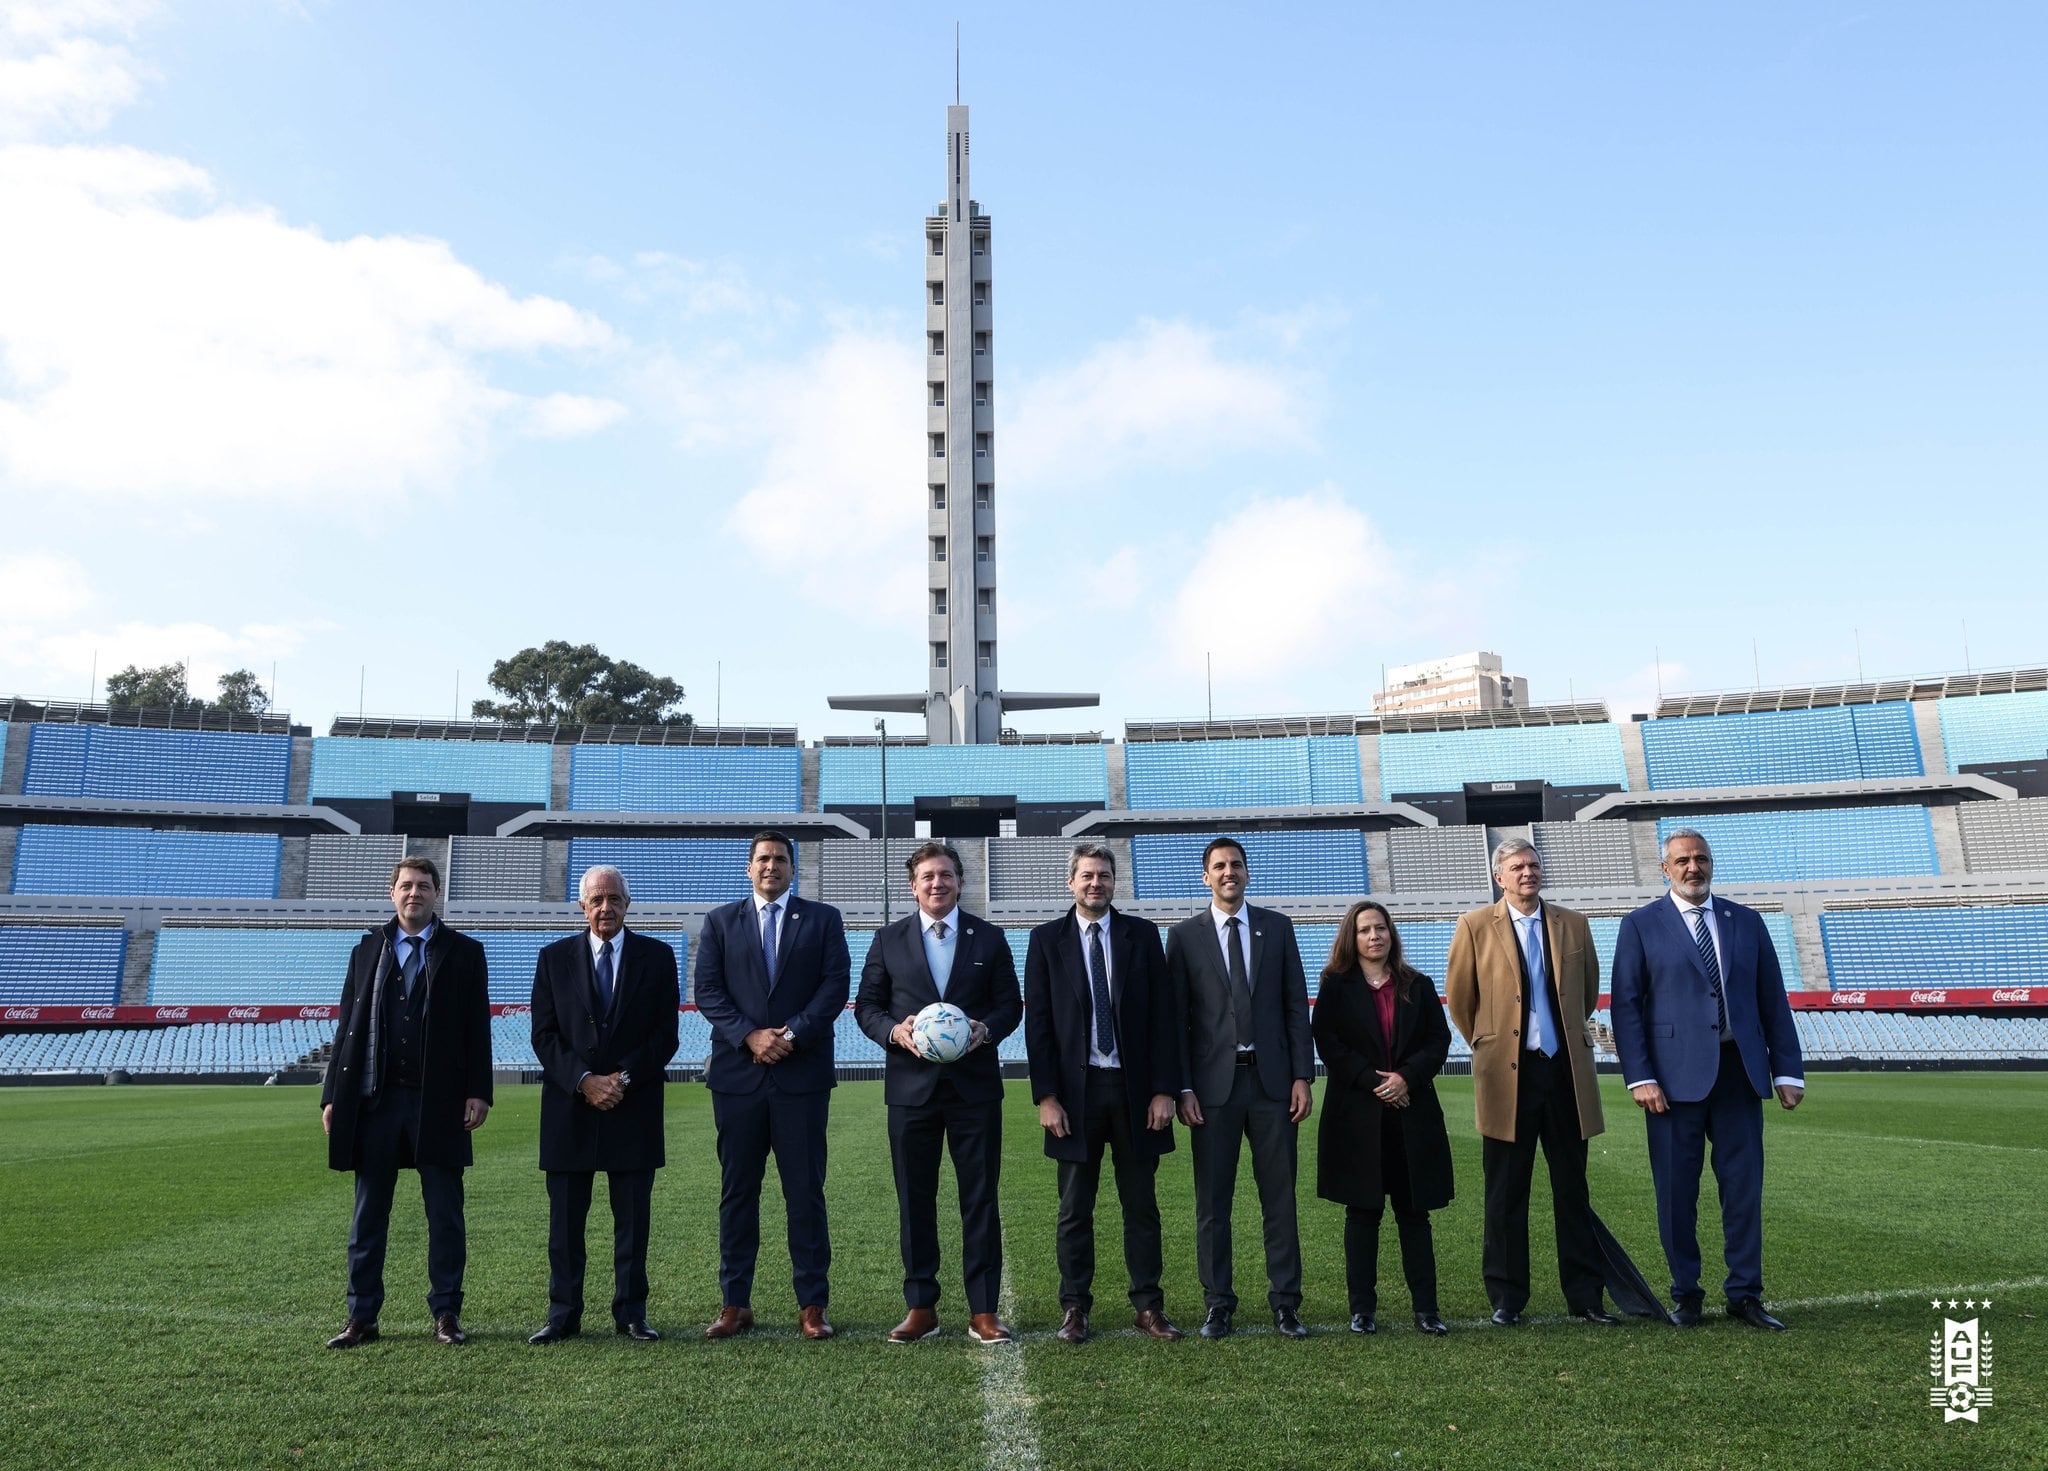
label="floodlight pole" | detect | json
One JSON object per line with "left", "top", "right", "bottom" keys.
{"left": 875, "top": 717, "right": 891, "bottom": 925}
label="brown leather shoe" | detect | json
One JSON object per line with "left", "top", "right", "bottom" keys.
{"left": 1133, "top": 1308, "right": 1183, "bottom": 1340}
{"left": 967, "top": 1313, "right": 1015, "bottom": 1344}
{"left": 887, "top": 1307, "right": 940, "bottom": 1343}
{"left": 1054, "top": 1307, "right": 1089, "bottom": 1343}
{"left": 433, "top": 1313, "right": 467, "bottom": 1345}
{"left": 798, "top": 1304, "right": 835, "bottom": 1340}
{"left": 325, "top": 1318, "right": 378, "bottom": 1349}
{"left": 704, "top": 1306, "right": 754, "bottom": 1340}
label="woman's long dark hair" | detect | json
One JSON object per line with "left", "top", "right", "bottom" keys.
{"left": 1321, "top": 899, "right": 1425, "bottom": 1002}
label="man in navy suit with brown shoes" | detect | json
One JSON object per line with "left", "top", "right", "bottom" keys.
{"left": 854, "top": 840, "right": 1022, "bottom": 1345}
{"left": 693, "top": 830, "right": 850, "bottom": 1342}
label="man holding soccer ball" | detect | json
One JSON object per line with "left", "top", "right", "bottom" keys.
{"left": 854, "top": 840, "right": 1023, "bottom": 1344}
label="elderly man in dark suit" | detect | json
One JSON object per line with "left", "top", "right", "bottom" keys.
{"left": 854, "top": 840, "right": 1022, "bottom": 1344}
{"left": 1612, "top": 828, "right": 1805, "bottom": 1331}
{"left": 528, "top": 863, "right": 681, "bottom": 1344}
{"left": 1023, "top": 842, "right": 1184, "bottom": 1344}
{"left": 320, "top": 855, "right": 492, "bottom": 1349}
{"left": 1167, "top": 837, "right": 1315, "bottom": 1339}
{"left": 693, "top": 830, "right": 851, "bottom": 1341}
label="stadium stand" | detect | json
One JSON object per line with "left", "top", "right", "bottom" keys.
{"left": 1956, "top": 797, "right": 2048, "bottom": 873}
{"left": 566, "top": 837, "right": 775, "bottom": 904}
{"left": 308, "top": 736, "right": 552, "bottom": 803}
{"left": 1529, "top": 820, "right": 1640, "bottom": 887}
{"left": 472, "top": 930, "right": 688, "bottom": 1005}
{"left": 12, "top": 825, "right": 281, "bottom": 898}
{"left": 1820, "top": 906, "right": 2048, "bottom": 989}
{"left": 1939, "top": 690, "right": 2048, "bottom": 772}
{"left": 818, "top": 838, "right": 926, "bottom": 905}
{"left": 1130, "top": 830, "right": 1368, "bottom": 900}
{"left": 1378, "top": 722, "right": 1627, "bottom": 799}
{"left": 1124, "top": 735, "right": 1361, "bottom": 810}
{"left": 1640, "top": 702, "right": 1923, "bottom": 789}
{"left": 819, "top": 743, "right": 1109, "bottom": 805}
{"left": 0, "top": 925, "right": 127, "bottom": 1003}
{"left": 1795, "top": 1010, "right": 2048, "bottom": 1063}
{"left": 0, "top": 721, "right": 9, "bottom": 772}
{"left": 23, "top": 724, "right": 290, "bottom": 804}
{"left": 448, "top": 837, "right": 546, "bottom": 901}
{"left": 1653, "top": 808, "right": 1937, "bottom": 881}
{"left": 0, "top": 1019, "right": 331, "bottom": 1077}
{"left": 305, "top": 835, "right": 405, "bottom": 900}
{"left": 568, "top": 745, "right": 802, "bottom": 813}
{"left": 987, "top": 836, "right": 1088, "bottom": 903}
{"left": 1384, "top": 827, "right": 1491, "bottom": 892}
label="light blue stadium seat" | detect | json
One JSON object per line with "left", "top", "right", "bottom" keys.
{"left": 1131, "top": 831, "right": 1368, "bottom": 900}
{"left": 12, "top": 825, "right": 280, "bottom": 898}
{"left": 1124, "top": 736, "right": 1363, "bottom": 810}
{"left": 1378, "top": 723, "right": 1627, "bottom": 799}
{"left": 1642, "top": 703, "right": 1923, "bottom": 789}
{"left": 0, "top": 926, "right": 127, "bottom": 1003}
{"left": 569, "top": 745, "right": 802, "bottom": 813}
{"left": 152, "top": 928, "right": 361, "bottom": 1004}
{"left": 1820, "top": 906, "right": 2048, "bottom": 988}
{"left": 23, "top": 724, "right": 290, "bottom": 804}
{"left": 819, "top": 744, "right": 1108, "bottom": 805}
{"left": 308, "top": 737, "right": 552, "bottom": 804}
{"left": 1938, "top": 691, "right": 2048, "bottom": 772}
{"left": 1654, "top": 808, "right": 1936, "bottom": 881}
{"left": 567, "top": 839, "right": 789, "bottom": 904}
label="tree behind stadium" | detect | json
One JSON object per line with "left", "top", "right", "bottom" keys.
{"left": 104, "top": 661, "right": 270, "bottom": 715}
{"left": 471, "top": 641, "right": 691, "bottom": 727}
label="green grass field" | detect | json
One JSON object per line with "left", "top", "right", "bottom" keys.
{"left": 0, "top": 1073, "right": 2041, "bottom": 1470}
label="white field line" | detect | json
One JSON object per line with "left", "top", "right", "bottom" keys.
{"left": 978, "top": 1245, "right": 1042, "bottom": 1471}
{"left": 1778, "top": 1130, "right": 2048, "bottom": 1155}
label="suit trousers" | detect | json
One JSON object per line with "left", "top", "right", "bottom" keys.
{"left": 345, "top": 1087, "right": 465, "bottom": 1320}
{"left": 1480, "top": 1048, "right": 1604, "bottom": 1314}
{"left": 712, "top": 1086, "right": 832, "bottom": 1310}
{"left": 1343, "top": 1115, "right": 1438, "bottom": 1317}
{"left": 887, "top": 1078, "right": 1004, "bottom": 1314}
{"left": 545, "top": 1167, "right": 656, "bottom": 1328}
{"left": 1190, "top": 1060, "right": 1302, "bottom": 1314}
{"left": 1054, "top": 1068, "right": 1165, "bottom": 1313}
{"left": 1645, "top": 1041, "right": 1766, "bottom": 1303}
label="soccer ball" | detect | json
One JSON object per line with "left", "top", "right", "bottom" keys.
{"left": 909, "top": 1002, "right": 973, "bottom": 1064}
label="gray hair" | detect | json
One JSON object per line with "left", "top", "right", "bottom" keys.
{"left": 1067, "top": 842, "right": 1117, "bottom": 880}
{"left": 578, "top": 864, "right": 632, "bottom": 903}
{"left": 1661, "top": 828, "right": 1712, "bottom": 861}
{"left": 1490, "top": 836, "right": 1538, "bottom": 873}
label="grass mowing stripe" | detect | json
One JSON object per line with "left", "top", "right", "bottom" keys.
{"left": 1776, "top": 1129, "right": 2048, "bottom": 1155}
{"left": 977, "top": 1244, "right": 1042, "bottom": 1471}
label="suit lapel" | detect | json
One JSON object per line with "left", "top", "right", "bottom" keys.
{"left": 1660, "top": 897, "right": 1713, "bottom": 987}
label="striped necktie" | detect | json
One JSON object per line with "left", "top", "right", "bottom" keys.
{"left": 1689, "top": 909, "right": 1728, "bottom": 1037}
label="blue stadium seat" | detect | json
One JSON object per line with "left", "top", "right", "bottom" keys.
{"left": 1357, "top": 910, "right": 1802, "bottom": 996}
{"left": 0, "top": 926, "right": 127, "bottom": 1003}
{"left": 12, "top": 825, "right": 280, "bottom": 898}
{"left": 1938, "top": 691, "right": 2048, "bottom": 772}
{"left": 818, "top": 744, "right": 1108, "bottom": 805}
{"left": 1641, "top": 703, "right": 1923, "bottom": 789}
{"left": 1820, "top": 906, "right": 2048, "bottom": 988}
{"left": 569, "top": 745, "right": 802, "bottom": 813}
{"left": 567, "top": 839, "right": 786, "bottom": 904}
{"left": 1124, "top": 736, "right": 1363, "bottom": 810}
{"left": 1378, "top": 723, "right": 1627, "bottom": 799}
{"left": 23, "top": 724, "right": 290, "bottom": 804}
{"left": 1130, "top": 831, "right": 1368, "bottom": 900}
{"left": 308, "top": 737, "right": 552, "bottom": 804}
{"left": 151, "top": 928, "right": 359, "bottom": 1003}
{"left": 0, "top": 1018, "right": 333, "bottom": 1076}
{"left": 1654, "top": 808, "right": 1936, "bottom": 881}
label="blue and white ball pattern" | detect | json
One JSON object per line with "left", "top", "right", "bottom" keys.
{"left": 909, "top": 1002, "right": 973, "bottom": 1064}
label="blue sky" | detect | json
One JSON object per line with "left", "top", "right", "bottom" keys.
{"left": 1, "top": 1, "right": 2041, "bottom": 734}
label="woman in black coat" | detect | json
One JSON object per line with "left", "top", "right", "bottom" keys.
{"left": 1314, "top": 899, "right": 1455, "bottom": 1335}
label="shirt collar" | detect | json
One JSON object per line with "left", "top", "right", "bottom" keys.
{"left": 921, "top": 906, "right": 959, "bottom": 935}
{"left": 1211, "top": 903, "right": 1247, "bottom": 931}
{"left": 1078, "top": 908, "right": 1111, "bottom": 934}
{"left": 1668, "top": 891, "right": 1714, "bottom": 918}
{"left": 396, "top": 917, "right": 436, "bottom": 946}
{"left": 753, "top": 890, "right": 791, "bottom": 914}
{"left": 588, "top": 927, "right": 624, "bottom": 956}
{"left": 1506, "top": 901, "right": 1544, "bottom": 925}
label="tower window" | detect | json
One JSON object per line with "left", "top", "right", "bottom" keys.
{"left": 977, "top": 642, "right": 993, "bottom": 668}
{"left": 974, "top": 432, "right": 990, "bottom": 458}
{"left": 929, "top": 233, "right": 943, "bottom": 255}
{"left": 930, "top": 332, "right": 944, "bottom": 356}
{"left": 977, "top": 588, "right": 993, "bottom": 612}
{"left": 931, "top": 537, "right": 947, "bottom": 563}
{"left": 932, "top": 590, "right": 947, "bottom": 615}
{"left": 931, "top": 384, "right": 944, "bottom": 406}
{"left": 930, "top": 485, "right": 945, "bottom": 510}
{"left": 932, "top": 643, "right": 948, "bottom": 668}
{"left": 974, "top": 284, "right": 988, "bottom": 306}
{"left": 976, "top": 485, "right": 991, "bottom": 510}
{"left": 973, "top": 233, "right": 988, "bottom": 255}
{"left": 930, "top": 433, "right": 945, "bottom": 458}
{"left": 974, "top": 331, "right": 989, "bottom": 355}
{"left": 929, "top": 282, "right": 943, "bottom": 305}
{"left": 975, "top": 536, "right": 992, "bottom": 562}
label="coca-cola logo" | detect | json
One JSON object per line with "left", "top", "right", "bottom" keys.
{"left": 1908, "top": 990, "right": 1948, "bottom": 1005}
{"left": 226, "top": 1006, "right": 263, "bottom": 1020}
{"left": 1992, "top": 988, "right": 2032, "bottom": 1003}
{"left": 154, "top": 1006, "right": 191, "bottom": 1021}
{"left": 497, "top": 1005, "right": 531, "bottom": 1016}
{"left": 298, "top": 1006, "right": 330, "bottom": 1018}
{"left": 1831, "top": 991, "right": 1866, "bottom": 1006}
{"left": 80, "top": 1006, "right": 117, "bottom": 1020}
{"left": 3, "top": 1006, "right": 41, "bottom": 1020}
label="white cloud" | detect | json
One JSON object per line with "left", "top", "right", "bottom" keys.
{"left": 0, "top": 1, "right": 154, "bottom": 141}
{"left": 1601, "top": 659, "right": 1690, "bottom": 724}
{"left": 521, "top": 392, "right": 628, "bottom": 439}
{"left": 0, "top": 549, "right": 93, "bottom": 622}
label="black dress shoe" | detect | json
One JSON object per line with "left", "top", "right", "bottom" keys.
{"left": 1273, "top": 1308, "right": 1308, "bottom": 1339}
{"left": 1669, "top": 1298, "right": 1704, "bottom": 1327}
{"left": 616, "top": 1320, "right": 661, "bottom": 1341}
{"left": 528, "top": 1322, "right": 579, "bottom": 1345}
{"left": 1349, "top": 1313, "right": 1376, "bottom": 1335}
{"left": 1490, "top": 1307, "right": 1522, "bottom": 1327}
{"left": 1572, "top": 1307, "right": 1622, "bottom": 1326}
{"left": 1413, "top": 1312, "right": 1448, "bottom": 1336}
{"left": 325, "top": 1318, "right": 378, "bottom": 1349}
{"left": 432, "top": 1313, "right": 467, "bottom": 1344}
{"left": 1198, "top": 1307, "right": 1233, "bottom": 1339}
{"left": 1727, "top": 1298, "right": 1787, "bottom": 1331}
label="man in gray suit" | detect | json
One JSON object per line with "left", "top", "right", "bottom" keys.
{"left": 1167, "top": 837, "right": 1315, "bottom": 1338}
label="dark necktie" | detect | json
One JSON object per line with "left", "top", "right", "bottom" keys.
{"left": 1225, "top": 915, "right": 1254, "bottom": 1048}
{"left": 400, "top": 937, "right": 423, "bottom": 1002}
{"left": 1087, "top": 921, "right": 1114, "bottom": 1055}
{"left": 596, "top": 938, "right": 615, "bottom": 1012}
{"left": 762, "top": 901, "right": 782, "bottom": 988}
{"left": 1689, "top": 910, "right": 1728, "bottom": 1037}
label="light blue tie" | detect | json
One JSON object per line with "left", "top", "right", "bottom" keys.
{"left": 761, "top": 901, "right": 781, "bottom": 988}
{"left": 1521, "top": 916, "right": 1558, "bottom": 1056}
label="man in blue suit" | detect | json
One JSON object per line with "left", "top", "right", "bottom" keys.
{"left": 693, "top": 830, "right": 850, "bottom": 1341}
{"left": 1611, "top": 828, "right": 1805, "bottom": 1331}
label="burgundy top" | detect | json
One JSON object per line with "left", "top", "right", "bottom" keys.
{"left": 1366, "top": 974, "right": 1397, "bottom": 1050}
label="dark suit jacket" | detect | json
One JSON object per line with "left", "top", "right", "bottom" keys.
{"left": 1023, "top": 907, "right": 1182, "bottom": 1163}
{"left": 694, "top": 894, "right": 850, "bottom": 1096}
{"left": 321, "top": 919, "right": 492, "bottom": 1172}
{"left": 1313, "top": 967, "right": 1454, "bottom": 1211}
{"left": 1166, "top": 904, "right": 1313, "bottom": 1109}
{"left": 1611, "top": 893, "right": 1803, "bottom": 1104}
{"left": 853, "top": 909, "right": 1021, "bottom": 1107}
{"left": 531, "top": 928, "right": 681, "bottom": 1173}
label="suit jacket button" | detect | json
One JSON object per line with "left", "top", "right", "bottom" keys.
{"left": 1512, "top": 1029, "right": 1520, "bottom": 1037}
{"left": 1509, "top": 1061, "right": 1517, "bottom": 1070}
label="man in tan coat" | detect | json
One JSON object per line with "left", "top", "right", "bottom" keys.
{"left": 1445, "top": 837, "right": 1616, "bottom": 1326}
